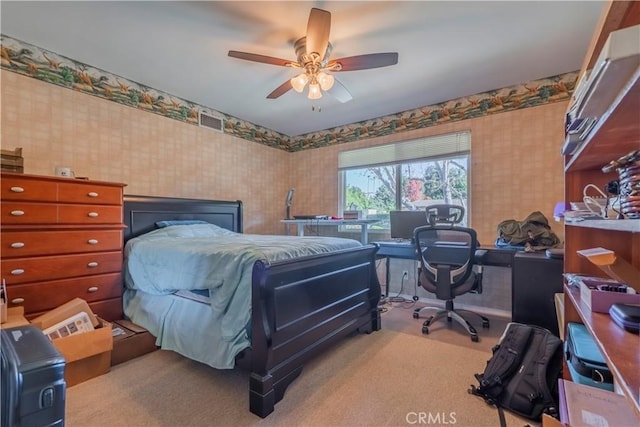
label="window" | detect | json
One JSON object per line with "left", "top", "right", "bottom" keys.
{"left": 339, "top": 131, "right": 470, "bottom": 231}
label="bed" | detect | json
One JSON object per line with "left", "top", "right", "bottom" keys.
{"left": 121, "top": 195, "right": 382, "bottom": 417}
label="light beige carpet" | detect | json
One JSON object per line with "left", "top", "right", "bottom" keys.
{"left": 66, "top": 327, "right": 535, "bottom": 427}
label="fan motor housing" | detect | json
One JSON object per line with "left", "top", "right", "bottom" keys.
{"left": 294, "top": 37, "right": 332, "bottom": 67}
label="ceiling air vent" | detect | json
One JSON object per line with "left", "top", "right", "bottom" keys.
{"left": 199, "top": 113, "right": 223, "bottom": 132}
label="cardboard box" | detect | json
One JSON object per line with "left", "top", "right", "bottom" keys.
{"left": 31, "top": 298, "right": 112, "bottom": 386}
{"left": 0, "top": 306, "right": 30, "bottom": 329}
{"left": 111, "top": 320, "right": 158, "bottom": 366}
{"left": 30, "top": 297, "right": 99, "bottom": 330}
{"left": 579, "top": 281, "right": 640, "bottom": 313}
{"left": 542, "top": 413, "right": 566, "bottom": 427}
{"left": 343, "top": 210, "right": 363, "bottom": 220}
{"left": 0, "top": 298, "right": 6, "bottom": 324}
{"left": 55, "top": 317, "right": 112, "bottom": 387}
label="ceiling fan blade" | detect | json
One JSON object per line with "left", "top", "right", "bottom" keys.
{"left": 306, "top": 8, "right": 331, "bottom": 60}
{"left": 267, "top": 80, "right": 293, "bottom": 99}
{"left": 228, "top": 50, "right": 293, "bottom": 67}
{"left": 329, "top": 78, "right": 352, "bottom": 103}
{"left": 331, "top": 52, "right": 398, "bottom": 71}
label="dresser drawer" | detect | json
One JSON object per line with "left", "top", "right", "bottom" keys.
{"left": 58, "top": 204, "right": 123, "bottom": 224}
{"left": 2, "top": 251, "right": 123, "bottom": 284}
{"left": 1, "top": 175, "right": 124, "bottom": 205}
{"left": 1, "top": 177, "right": 58, "bottom": 202}
{"left": 1, "top": 203, "right": 123, "bottom": 225}
{"left": 58, "top": 182, "right": 123, "bottom": 205}
{"left": 6, "top": 273, "right": 123, "bottom": 314}
{"left": 1, "top": 202, "right": 58, "bottom": 224}
{"left": 2, "top": 230, "right": 123, "bottom": 258}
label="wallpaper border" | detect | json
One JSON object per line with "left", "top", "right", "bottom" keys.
{"left": 1, "top": 34, "right": 576, "bottom": 152}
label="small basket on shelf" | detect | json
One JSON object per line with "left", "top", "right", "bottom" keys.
{"left": 1, "top": 147, "right": 24, "bottom": 173}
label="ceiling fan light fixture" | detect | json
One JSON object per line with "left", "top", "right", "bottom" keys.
{"left": 291, "top": 73, "right": 309, "bottom": 93}
{"left": 308, "top": 80, "right": 322, "bottom": 99}
{"left": 229, "top": 8, "right": 396, "bottom": 103}
{"left": 317, "top": 72, "right": 334, "bottom": 91}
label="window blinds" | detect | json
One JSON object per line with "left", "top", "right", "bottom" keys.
{"left": 338, "top": 131, "right": 471, "bottom": 170}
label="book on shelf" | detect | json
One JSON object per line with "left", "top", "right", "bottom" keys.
{"left": 558, "top": 379, "right": 638, "bottom": 427}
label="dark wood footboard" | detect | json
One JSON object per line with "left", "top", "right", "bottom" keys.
{"left": 247, "top": 244, "right": 381, "bottom": 418}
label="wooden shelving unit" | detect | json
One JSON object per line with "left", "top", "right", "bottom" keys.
{"left": 563, "top": 287, "right": 640, "bottom": 415}
{"left": 561, "top": 0, "right": 640, "bottom": 418}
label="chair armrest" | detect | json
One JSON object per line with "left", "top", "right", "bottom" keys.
{"left": 474, "top": 249, "right": 488, "bottom": 264}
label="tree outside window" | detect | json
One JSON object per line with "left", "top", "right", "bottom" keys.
{"left": 344, "top": 155, "right": 469, "bottom": 230}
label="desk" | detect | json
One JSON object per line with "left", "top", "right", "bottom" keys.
{"left": 511, "top": 252, "right": 563, "bottom": 335}
{"left": 376, "top": 240, "right": 514, "bottom": 266}
{"left": 281, "top": 219, "right": 379, "bottom": 244}
{"left": 375, "top": 240, "right": 514, "bottom": 300}
{"left": 375, "top": 241, "right": 563, "bottom": 334}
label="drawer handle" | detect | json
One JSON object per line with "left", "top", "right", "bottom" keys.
{"left": 87, "top": 286, "right": 99, "bottom": 293}
{"left": 10, "top": 210, "right": 25, "bottom": 216}
{"left": 88, "top": 212, "right": 99, "bottom": 218}
{"left": 87, "top": 239, "right": 99, "bottom": 245}
{"left": 11, "top": 298, "right": 25, "bottom": 305}
{"left": 87, "top": 192, "right": 99, "bottom": 198}
{"left": 11, "top": 269, "right": 25, "bottom": 275}
{"left": 10, "top": 186, "right": 25, "bottom": 193}
{"left": 87, "top": 262, "right": 99, "bottom": 268}
{"left": 10, "top": 242, "right": 25, "bottom": 248}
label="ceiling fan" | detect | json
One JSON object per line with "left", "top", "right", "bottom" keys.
{"left": 228, "top": 8, "right": 398, "bottom": 102}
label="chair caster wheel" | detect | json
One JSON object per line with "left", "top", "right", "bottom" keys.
{"left": 482, "top": 321, "right": 490, "bottom": 329}
{"left": 422, "top": 326, "right": 430, "bottom": 334}
{"left": 413, "top": 312, "right": 420, "bottom": 319}
{"left": 471, "top": 335, "right": 479, "bottom": 342}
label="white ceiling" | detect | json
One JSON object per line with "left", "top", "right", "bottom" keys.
{"left": 1, "top": 1, "right": 604, "bottom": 137}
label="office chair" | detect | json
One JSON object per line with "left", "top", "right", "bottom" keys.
{"left": 412, "top": 204, "right": 489, "bottom": 342}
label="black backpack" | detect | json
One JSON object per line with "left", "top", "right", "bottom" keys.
{"left": 469, "top": 322, "right": 563, "bottom": 426}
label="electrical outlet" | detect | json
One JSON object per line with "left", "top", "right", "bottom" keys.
{"left": 402, "top": 270, "right": 409, "bottom": 278}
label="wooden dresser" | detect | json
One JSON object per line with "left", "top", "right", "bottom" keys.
{"left": 1, "top": 172, "right": 126, "bottom": 321}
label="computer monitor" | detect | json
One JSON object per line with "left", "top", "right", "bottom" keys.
{"left": 389, "top": 210, "right": 428, "bottom": 241}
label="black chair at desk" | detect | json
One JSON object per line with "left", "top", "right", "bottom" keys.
{"left": 412, "top": 205, "right": 489, "bottom": 342}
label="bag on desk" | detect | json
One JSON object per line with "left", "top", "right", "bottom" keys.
{"left": 495, "top": 212, "right": 562, "bottom": 251}
{"left": 469, "top": 322, "right": 563, "bottom": 426}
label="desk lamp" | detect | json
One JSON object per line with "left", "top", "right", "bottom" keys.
{"left": 285, "top": 188, "right": 295, "bottom": 219}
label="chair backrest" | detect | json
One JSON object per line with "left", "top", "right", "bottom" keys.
{"left": 425, "top": 204, "right": 465, "bottom": 226}
{"left": 414, "top": 205, "right": 477, "bottom": 300}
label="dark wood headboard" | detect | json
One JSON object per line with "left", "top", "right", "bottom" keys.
{"left": 123, "top": 195, "right": 243, "bottom": 241}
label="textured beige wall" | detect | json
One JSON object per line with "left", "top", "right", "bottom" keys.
{"left": 1, "top": 71, "right": 289, "bottom": 234}
{"left": 1, "top": 70, "right": 566, "bottom": 244}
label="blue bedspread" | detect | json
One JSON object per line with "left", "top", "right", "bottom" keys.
{"left": 123, "top": 223, "right": 361, "bottom": 368}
